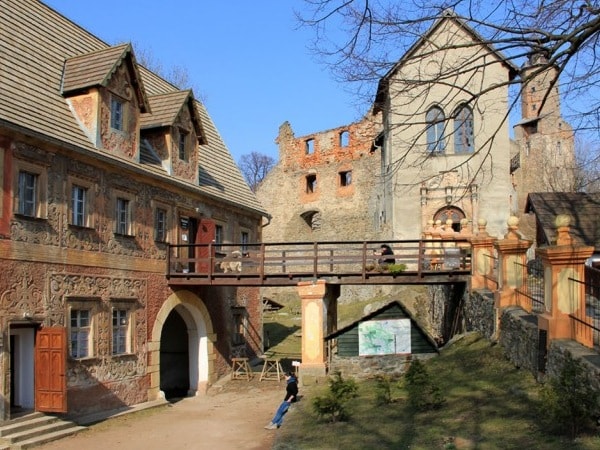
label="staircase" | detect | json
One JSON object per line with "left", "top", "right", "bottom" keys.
{"left": 0, "top": 412, "right": 85, "bottom": 449}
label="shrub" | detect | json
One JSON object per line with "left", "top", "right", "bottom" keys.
{"left": 312, "top": 371, "right": 358, "bottom": 423}
{"left": 374, "top": 374, "right": 394, "bottom": 405}
{"left": 539, "top": 355, "right": 599, "bottom": 438}
{"left": 403, "top": 358, "right": 445, "bottom": 411}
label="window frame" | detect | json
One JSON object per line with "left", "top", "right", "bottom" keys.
{"left": 110, "top": 95, "right": 125, "bottom": 131}
{"left": 426, "top": 106, "right": 446, "bottom": 154}
{"left": 112, "top": 189, "right": 136, "bottom": 236}
{"left": 231, "top": 307, "right": 247, "bottom": 346}
{"left": 178, "top": 128, "right": 189, "bottom": 161}
{"left": 67, "top": 298, "right": 100, "bottom": 360}
{"left": 240, "top": 230, "right": 249, "bottom": 253}
{"left": 111, "top": 302, "right": 134, "bottom": 356}
{"left": 215, "top": 224, "right": 224, "bottom": 251}
{"left": 13, "top": 160, "right": 47, "bottom": 219}
{"left": 68, "top": 176, "right": 94, "bottom": 228}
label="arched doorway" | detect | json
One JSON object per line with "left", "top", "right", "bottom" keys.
{"left": 160, "top": 310, "right": 189, "bottom": 399}
{"left": 148, "top": 291, "right": 215, "bottom": 401}
{"left": 434, "top": 206, "right": 466, "bottom": 232}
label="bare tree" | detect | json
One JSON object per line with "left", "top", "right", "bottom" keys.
{"left": 297, "top": 1, "right": 600, "bottom": 179}
{"left": 574, "top": 138, "right": 600, "bottom": 192}
{"left": 239, "top": 151, "right": 276, "bottom": 192}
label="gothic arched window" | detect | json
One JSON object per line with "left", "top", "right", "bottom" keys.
{"left": 426, "top": 106, "right": 446, "bottom": 154}
{"left": 454, "top": 104, "right": 474, "bottom": 154}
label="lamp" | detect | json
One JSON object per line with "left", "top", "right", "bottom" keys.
{"left": 445, "top": 186, "right": 452, "bottom": 205}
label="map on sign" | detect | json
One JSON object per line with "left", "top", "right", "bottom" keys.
{"left": 358, "top": 319, "right": 411, "bottom": 356}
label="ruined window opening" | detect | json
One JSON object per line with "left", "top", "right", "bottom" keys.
{"left": 301, "top": 210, "right": 321, "bottom": 231}
{"left": 453, "top": 105, "right": 474, "bottom": 154}
{"left": 339, "top": 130, "right": 350, "bottom": 147}
{"left": 339, "top": 170, "right": 352, "bottom": 186}
{"left": 306, "top": 174, "right": 317, "bottom": 193}
{"left": 231, "top": 307, "right": 247, "bottom": 345}
{"left": 305, "top": 138, "right": 315, "bottom": 154}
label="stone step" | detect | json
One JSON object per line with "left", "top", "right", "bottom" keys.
{"left": 11, "top": 426, "right": 85, "bottom": 450}
{"left": 0, "top": 415, "right": 57, "bottom": 438}
{"left": 0, "top": 413, "right": 85, "bottom": 450}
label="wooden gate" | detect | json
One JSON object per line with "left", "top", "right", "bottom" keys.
{"left": 34, "top": 327, "right": 67, "bottom": 413}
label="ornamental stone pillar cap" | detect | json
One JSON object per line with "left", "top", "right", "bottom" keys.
{"left": 505, "top": 216, "right": 520, "bottom": 240}
{"left": 555, "top": 214, "right": 573, "bottom": 246}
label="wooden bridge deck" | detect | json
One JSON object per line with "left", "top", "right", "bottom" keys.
{"left": 166, "top": 239, "right": 472, "bottom": 286}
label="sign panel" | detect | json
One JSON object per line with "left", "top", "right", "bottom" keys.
{"left": 358, "top": 319, "right": 411, "bottom": 356}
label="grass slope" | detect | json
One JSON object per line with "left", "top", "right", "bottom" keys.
{"left": 271, "top": 333, "right": 600, "bottom": 450}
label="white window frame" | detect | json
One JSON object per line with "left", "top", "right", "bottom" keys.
{"left": 111, "top": 301, "right": 135, "bottom": 356}
{"left": 112, "top": 189, "right": 136, "bottom": 236}
{"left": 67, "top": 299, "right": 99, "bottom": 360}
{"left": 13, "top": 160, "right": 47, "bottom": 219}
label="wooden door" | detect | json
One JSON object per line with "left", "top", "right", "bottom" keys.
{"left": 35, "top": 327, "right": 67, "bottom": 413}
{"left": 196, "top": 218, "right": 215, "bottom": 272}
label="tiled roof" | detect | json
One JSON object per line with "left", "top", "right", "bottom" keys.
{"left": 0, "top": 0, "right": 266, "bottom": 216}
{"left": 525, "top": 192, "right": 600, "bottom": 249}
{"left": 140, "top": 90, "right": 205, "bottom": 143}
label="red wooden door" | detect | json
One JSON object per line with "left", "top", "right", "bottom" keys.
{"left": 196, "top": 218, "right": 215, "bottom": 272}
{"left": 35, "top": 327, "right": 67, "bottom": 413}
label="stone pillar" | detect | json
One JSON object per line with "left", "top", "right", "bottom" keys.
{"left": 297, "top": 280, "right": 339, "bottom": 382}
{"left": 469, "top": 219, "right": 498, "bottom": 291}
{"left": 536, "top": 215, "right": 594, "bottom": 347}
{"left": 494, "top": 216, "right": 533, "bottom": 310}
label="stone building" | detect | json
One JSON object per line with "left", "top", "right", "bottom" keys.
{"left": 258, "top": 11, "right": 574, "bottom": 251}
{"left": 0, "top": 0, "right": 267, "bottom": 420}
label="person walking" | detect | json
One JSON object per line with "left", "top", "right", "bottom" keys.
{"left": 264, "top": 372, "right": 298, "bottom": 430}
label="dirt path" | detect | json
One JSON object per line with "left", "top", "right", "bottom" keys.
{"left": 39, "top": 376, "right": 285, "bottom": 450}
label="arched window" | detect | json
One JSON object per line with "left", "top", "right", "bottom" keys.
{"left": 433, "top": 206, "right": 465, "bottom": 232}
{"left": 454, "top": 104, "right": 474, "bottom": 153}
{"left": 426, "top": 106, "right": 445, "bottom": 153}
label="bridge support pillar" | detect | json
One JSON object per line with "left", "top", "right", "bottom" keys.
{"left": 469, "top": 219, "right": 498, "bottom": 291}
{"left": 297, "top": 280, "right": 339, "bottom": 384}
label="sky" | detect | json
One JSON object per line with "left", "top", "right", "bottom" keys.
{"left": 43, "top": 0, "right": 367, "bottom": 163}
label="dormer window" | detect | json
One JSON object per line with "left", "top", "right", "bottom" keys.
{"left": 178, "top": 129, "right": 188, "bottom": 161}
{"left": 110, "top": 96, "right": 124, "bottom": 131}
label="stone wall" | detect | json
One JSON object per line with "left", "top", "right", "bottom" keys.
{"left": 498, "top": 306, "right": 540, "bottom": 376}
{"left": 464, "top": 289, "right": 495, "bottom": 339}
{"left": 329, "top": 353, "right": 437, "bottom": 380}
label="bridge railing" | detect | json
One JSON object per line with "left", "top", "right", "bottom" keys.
{"left": 166, "top": 239, "right": 472, "bottom": 281}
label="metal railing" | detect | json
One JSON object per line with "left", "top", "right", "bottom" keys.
{"left": 568, "top": 266, "right": 600, "bottom": 349}
{"left": 514, "top": 259, "right": 545, "bottom": 313}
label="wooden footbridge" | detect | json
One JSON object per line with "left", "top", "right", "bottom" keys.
{"left": 166, "top": 239, "right": 472, "bottom": 286}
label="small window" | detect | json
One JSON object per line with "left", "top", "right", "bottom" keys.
{"left": 110, "top": 97, "right": 124, "bottom": 131}
{"left": 232, "top": 308, "right": 246, "bottom": 345}
{"left": 71, "top": 184, "right": 87, "bottom": 227}
{"left": 116, "top": 197, "right": 130, "bottom": 235}
{"left": 70, "top": 309, "right": 91, "bottom": 358}
{"left": 112, "top": 308, "right": 130, "bottom": 355}
{"left": 155, "top": 207, "right": 167, "bottom": 242}
{"left": 178, "top": 129, "right": 188, "bottom": 161}
{"left": 426, "top": 106, "right": 445, "bottom": 153}
{"left": 18, "top": 171, "right": 37, "bottom": 217}
{"left": 305, "top": 139, "right": 315, "bottom": 155}
{"left": 215, "top": 224, "right": 223, "bottom": 251}
{"left": 339, "top": 130, "right": 350, "bottom": 147}
{"left": 241, "top": 231, "right": 249, "bottom": 253}
{"left": 339, "top": 170, "right": 352, "bottom": 187}
{"left": 306, "top": 174, "right": 317, "bottom": 193}
{"left": 300, "top": 210, "right": 321, "bottom": 231}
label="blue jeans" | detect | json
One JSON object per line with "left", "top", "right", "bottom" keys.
{"left": 271, "top": 401, "right": 290, "bottom": 426}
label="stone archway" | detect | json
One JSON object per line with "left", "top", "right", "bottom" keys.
{"left": 148, "top": 290, "right": 216, "bottom": 400}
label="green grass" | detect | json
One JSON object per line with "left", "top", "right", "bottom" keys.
{"left": 269, "top": 332, "right": 600, "bottom": 450}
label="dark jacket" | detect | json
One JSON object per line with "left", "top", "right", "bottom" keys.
{"left": 284, "top": 376, "right": 298, "bottom": 402}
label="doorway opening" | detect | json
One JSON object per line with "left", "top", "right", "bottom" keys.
{"left": 160, "top": 310, "right": 190, "bottom": 399}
